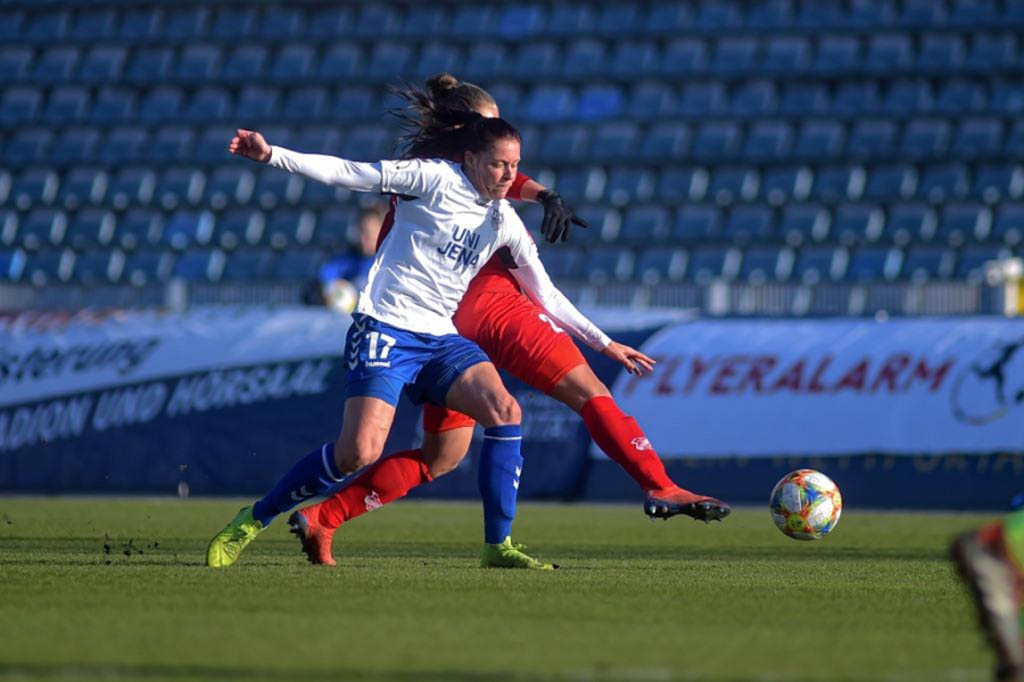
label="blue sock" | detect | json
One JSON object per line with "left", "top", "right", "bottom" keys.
{"left": 251, "top": 443, "right": 346, "bottom": 527}
{"left": 478, "top": 425, "right": 523, "bottom": 544}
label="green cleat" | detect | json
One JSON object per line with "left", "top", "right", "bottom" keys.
{"left": 206, "top": 506, "right": 263, "bottom": 568}
{"left": 481, "top": 537, "right": 557, "bottom": 570}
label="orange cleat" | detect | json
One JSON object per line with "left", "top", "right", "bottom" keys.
{"left": 643, "top": 486, "right": 731, "bottom": 523}
{"left": 287, "top": 507, "right": 337, "bottom": 566}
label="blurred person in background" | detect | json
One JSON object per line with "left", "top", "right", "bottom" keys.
{"left": 307, "top": 204, "right": 387, "bottom": 314}
{"left": 952, "top": 513, "right": 1024, "bottom": 681}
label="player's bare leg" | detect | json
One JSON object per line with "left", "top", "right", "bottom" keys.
{"left": 549, "top": 364, "right": 730, "bottom": 523}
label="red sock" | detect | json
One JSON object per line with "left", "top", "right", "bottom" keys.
{"left": 314, "top": 449, "right": 433, "bottom": 529}
{"left": 580, "top": 396, "right": 675, "bottom": 493}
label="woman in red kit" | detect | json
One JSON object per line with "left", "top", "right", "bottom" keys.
{"left": 290, "top": 74, "right": 730, "bottom": 565}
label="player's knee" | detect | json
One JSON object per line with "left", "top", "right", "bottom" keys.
{"left": 333, "top": 435, "right": 382, "bottom": 474}
{"left": 484, "top": 393, "right": 521, "bottom": 427}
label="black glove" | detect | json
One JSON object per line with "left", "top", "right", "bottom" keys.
{"left": 537, "top": 190, "right": 588, "bottom": 243}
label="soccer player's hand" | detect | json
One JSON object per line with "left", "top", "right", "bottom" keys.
{"left": 228, "top": 129, "right": 272, "bottom": 163}
{"left": 601, "top": 341, "right": 655, "bottom": 376}
{"left": 537, "top": 190, "right": 588, "bottom": 243}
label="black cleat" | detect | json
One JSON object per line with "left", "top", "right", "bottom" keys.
{"left": 950, "top": 530, "right": 1024, "bottom": 682}
{"left": 643, "top": 487, "right": 731, "bottom": 524}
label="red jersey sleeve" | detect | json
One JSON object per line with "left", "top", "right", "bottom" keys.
{"left": 374, "top": 195, "right": 399, "bottom": 253}
{"left": 506, "top": 172, "right": 532, "bottom": 201}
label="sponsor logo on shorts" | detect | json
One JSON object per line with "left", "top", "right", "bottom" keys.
{"left": 364, "top": 361, "right": 391, "bottom": 368}
{"left": 631, "top": 437, "right": 652, "bottom": 451}
{"left": 364, "top": 490, "right": 382, "bottom": 511}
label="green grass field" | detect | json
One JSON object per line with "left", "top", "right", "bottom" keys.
{"left": 0, "top": 498, "right": 1003, "bottom": 682}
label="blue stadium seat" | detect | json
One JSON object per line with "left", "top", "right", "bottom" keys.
{"left": 523, "top": 86, "right": 575, "bottom": 123}
{"left": 833, "top": 204, "right": 884, "bottom": 243}
{"left": 138, "top": 87, "right": 184, "bottom": 124}
{"left": 955, "top": 245, "right": 1005, "bottom": 281}
{"left": 74, "top": 250, "right": 120, "bottom": 286}
{"left": 576, "top": 85, "right": 624, "bottom": 121}
{"left": 19, "top": 209, "right": 67, "bottom": 250}
{"left": 354, "top": 5, "right": 403, "bottom": 38}
{"left": 708, "top": 167, "right": 758, "bottom": 204}
{"left": 973, "top": 163, "right": 1024, "bottom": 203}
{"left": 116, "top": 210, "right": 163, "bottom": 251}
{"left": 4, "top": 129, "right": 53, "bottom": 167}
{"left": 585, "top": 248, "right": 633, "bottom": 284}
{"left": 282, "top": 88, "right": 328, "bottom": 122}
{"left": 461, "top": 44, "right": 509, "bottom": 81}
{"left": 712, "top": 37, "right": 758, "bottom": 76}
{"left": 538, "top": 126, "right": 590, "bottom": 164}
{"left": 265, "top": 209, "right": 315, "bottom": 248}
{"left": 10, "top": 169, "right": 59, "bottom": 210}
{"left": 657, "top": 167, "right": 709, "bottom": 204}
{"left": 813, "top": 35, "right": 861, "bottom": 76}
{"left": 847, "top": 120, "right": 897, "bottom": 159}
{"left": 210, "top": 7, "right": 257, "bottom": 41}
{"left": 761, "top": 37, "right": 811, "bottom": 74}
{"left": 450, "top": 5, "right": 498, "bottom": 38}
{"left": 569, "top": 206, "right": 617, "bottom": 243}
{"left": 254, "top": 167, "right": 304, "bottom": 209}
{"left": 273, "top": 249, "right": 325, "bottom": 281}
{"left": 89, "top": 88, "right": 135, "bottom": 124}
{"left": 0, "top": 249, "right": 26, "bottom": 283}
{"left": 172, "top": 250, "right": 224, "bottom": 282}
{"left": 885, "top": 203, "right": 937, "bottom": 244}
{"left": 644, "top": 3, "right": 693, "bottom": 36}
{"left": 491, "top": 84, "right": 523, "bottom": 123}
{"left": 832, "top": 82, "right": 880, "bottom": 118}
{"left": 781, "top": 204, "right": 830, "bottom": 244}
{"left": 794, "top": 120, "right": 844, "bottom": 160}
{"left": 883, "top": 80, "right": 934, "bottom": 115}
{"left": 51, "top": 128, "right": 100, "bottom": 166}
{"left": 413, "top": 44, "right": 462, "bottom": 80}
{"left": 26, "top": 10, "right": 70, "bottom": 44}
{"left": 125, "top": 48, "right": 174, "bottom": 86}
{"left": 779, "top": 83, "right": 830, "bottom": 117}
{"left": 901, "top": 119, "right": 952, "bottom": 160}
{"left": 634, "top": 247, "right": 686, "bottom": 284}
{"left": 847, "top": 0, "right": 897, "bottom": 28}
{"left": 862, "top": 164, "right": 917, "bottom": 201}
{"left": 333, "top": 88, "right": 375, "bottom": 122}
{"left": 902, "top": 246, "right": 955, "bottom": 281}
{"left": 627, "top": 83, "right": 676, "bottom": 120}
{"left": 221, "top": 250, "right": 277, "bottom": 282}
{"left": 934, "top": 79, "right": 987, "bottom": 115}
{"left": 24, "top": 250, "right": 74, "bottom": 286}
{"left": 0, "top": 209, "right": 15, "bottom": 246}
{"left": 952, "top": 118, "right": 1003, "bottom": 159}
{"left": 401, "top": 6, "right": 449, "bottom": 39}
{"left": 687, "top": 246, "right": 736, "bottom": 283}
{"left": 206, "top": 168, "right": 254, "bottom": 211}
{"left": 214, "top": 209, "right": 264, "bottom": 250}
{"left": 67, "top": 209, "right": 116, "bottom": 250}
{"left": 731, "top": 81, "right": 778, "bottom": 118}
{"left": 917, "top": 34, "right": 967, "bottom": 73}
{"left": 596, "top": 3, "right": 641, "bottom": 35}
{"left": 175, "top": 45, "right": 222, "bottom": 83}
{"left": 611, "top": 42, "right": 660, "bottom": 78}
{"left": 0, "top": 47, "right": 32, "bottom": 83}
{"left": 899, "top": 0, "right": 947, "bottom": 28}
{"left": 0, "top": 89, "right": 42, "bottom": 126}
{"left": 811, "top": 165, "right": 864, "bottom": 202}
{"left": 740, "top": 246, "right": 787, "bottom": 282}
{"left": 692, "top": 122, "right": 741, "bottom": 160}
{"left": 590, "top": 124, "right": 639, "bottom": 162}
{"left": 222, "top": 46, "right": 268, "bottom": 84}
{"left": 270, "top": 45, "right": 315, "bottom": 84}
{"left": 937, "top": 203, "right": 990, "bottom": 244}
{"left": 545, "top": 5, "right": 595, "bottom": 38}
{"left": 640, "top": 124, "right": 690, "bottom": 161}
{"left": 306, "top": 7, "right": 354, "bottom": 40}
{"left": 966, "top": 34, "right": 1017, "bottom": 71}
{"left": 1005, "top": 1, "right": 1024, "bottom": 27}
{"left": 163, "top": 8, "right": 209, "bottom": 42}
{"left": 148, "top": 128, "right": 195, "bottom": 164}
{"left": 991, "top": 203, "right": 1024, "bottom": 245}
{"left": 604, "top": 168, "right": 654, "bottom": 206}
{"left": 619, "top": 206, "right": 671, "bottom": 243}
{"left": 32, "top": 47, "right": 79, "bottom": 84}
{"left": 107, "top": 168, "right": 156, "bottom": 211}
{"left": 119, "top": 8, "right": 161, "bottom": 41}
{"left": 0, "top": 8, "right": 23, "bottom": 42}
{"left": 561, "top": 41, "right": 606, "bottom": 80}
{"left": 697, "top": 2, "right": 744, "bottom": 32}
{"left": 162, "top": 210, "right": 215, "bottom": 250}
{"left": 538, "top": 247, "right": 584, "bottom": 280}
{"left": 798, "top": 1, "right": 844, "bottom": 30}
{"left": 185, "top": 88, "right": 232, "bottom": 123}
{"left": 79, "top": 47, "right": 125, "bottom": 85}
{"left": 260, "top": 7, "right": 306, "bottom": 40}
{"left": 760, "top": 166, "right": 812, "bottom": 205}
{"left": 235, "top": 87, "right": 280, "bottom": 121}
{"left": 340, "top": 125, "right": 389, "bottom": 161}
{"left": 846, "top": 247, "right": 901, "bottom": 281}
{"left": 313, "top": 207, "right": 356, "bottom": 249}
{"left": 318, "top": 45, "right": 364, "bottom": 81}
{"left": 662, "top": 39, "right": 709, "bottom": 77}
{"left": 865, "top": 35, "right": 913, "bottom": 73}
{"left": 917, "top": 163, "right": 970, "bottom": 202}
{"left": 1006, "top": 121, "right": 1024, "bottom": 157}
{"left": 122, "top": 250, "right": 174, "bottom": 286}
{"left": 673, "top": 205, "right": 721, "bottom": 242}
{"left": 58, "top": 168, "right": 107, "bottom": 209}
{"left": 678, "top": 82, "right": 727, "bottom": 118}
{"left": 724, "top": 205, "right": 774, "bottom": 243}
{"left": 949, "top": 0, "right": 1000, "bottom": 28}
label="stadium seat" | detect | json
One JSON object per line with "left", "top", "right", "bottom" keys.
{"left": 184, "top": 88, "right": 232, "bottom": 124}
{"left": 0, "top": 249, "right": 26, "bottom": 283}
{"left": 657, "top": 167, "right": 709, "bottom": 204}
{"left": 731, "top": 81, "right": 779, "bottom": 118}
{"left": 761, "top": 37, "right": 811, "bottom": 74}
{"left": 268, "top": 44, "right": 315, "bottom": 85}
{"left": 604, "top": 167, "right": 654, "bottom": 206}
{"left": 779, "top": 82, "right": 831, "bottom": 117}
{"left": 235, "top": 87, "right": 280, "bottom": 122}
{"left": 577, "top": 85, "right": 624, "bottom": 121}
{"left": 0, "top": 88, "right": 42, "bottom": 127}
{"left": 640, "top": 123, "right": 690, "bottom": 161}
{"left": 917, "top": 163, "right": 970, "bottom": 202}
{"left": 847, "top": 120, "right": 897, "bottom": 159}
{"left": 89, "top": 88, "right": 136, "bottom": 124}
{"left": 139, "top": 88, "right": 184, "bottom": 124}
{"left": 354, "top": 5, "right": 402, "bottom": 38}
{"left": 687, "top": 246, "right": 737, "bottom": 283}
{"left": 847, "top": 0, "right": 897, "bottom": 28}
{"left": 98, "top": 128, "right": 147, "bottom": 165}
{"left": 10, "top": 169, "right": 59, "bottom": 210}
{"left": 172, "top": 250, "right": 224, "bottom": 282}
{"left": 562, "top": 41, "right": 605, "bottom": 80}
{"left": 51, "top": 128, "right": 100, "bottom": 167}
{"left": 627, "top": 83, "right": 676, "bottom": 120}
{"left": 332, "top": 88, "right": 376, "bottom": 122}
{"left": 711, "top": 37, "right": 758, "bottom": 76}
{"left": 811, "top": 165, "right": 865, "bottom": 202}
{"left": 813, "top": 35, "right": 861, "bottom": 76}
{"left": 901, "top": 119, "right": 952, "bottom": 160}
{"left": 25, "top": 10, "right": 70, "bottom": 44}
{"left": 590, "top": 124, "right": 639, "bottom": 162}
{"left": 662, "top": 39, "right": 709, "bottom": 77}
{"left": 25, "top": 249, "right": 74, "bottom": 286}
{"left": 644, "top": 3, "right": 692, "bottom": 36}
{"left": 934, "top": 79, "right": 986, "bottom": 115}
{"left": 950, "top": 0, "right": 1000, "bottom": 28}
{"left": 597, "top": 3, "right": 641, "bottom": 35}
{"left": 973, "top": 163, "right": 1024, "bottom": 203}
{"left": 966, "top": 33, "right": 1018, "bottom": 71}
{"left": 58, "top": 168, "right": 107, "bottom": 209}
{"left": 222, "top": 46, "right": 268, "bottom": 84}
{"left": 862, "top": 164, "right": 918, "bottom": 202}
{"left": 162, "top": 210, "right": 215, "bottom": 250}
{"left": 538, "top": 126, "right": 590, "bottom": 164}
{"left": 73, "top": 250, "right": 122, "bottom": 286}
{"left": 313, "top": 207, "right": 355, "bottom": 250}
{"left": 119, "top": 7, "right": 160, "bottom": 41}
{"left": 214, "top": 209, "right": 265, "bottom": 250}
{"left": 4, "top": 129, "right": 53, "bottom": 167}
{"left": 918, "top": 34, "right": 967, "bottom": 73}
{"left": 339, "top": 125, "right": 389, "bottom": 161}
{"left": 413, "top": 44, "right": 462, "bottom": 81}
{"left": 205, "top": 168, "right": 254, "bottom": 211}
{"left": 19, "top": 209, "right": 67, "bottom": 250}
{"left": 619, "top": 206, "right": 671, "bottom": 243}
{"left": 740, "top": 246, "right": 788, "bottom": 282}
{"left": 32, "top": 47, "right": 80, "bottom": 84}
{"left": 537, "top": 247, "right": 584, "bottom": 280}
{"left": 691, "top": 122, "right": 741, "bottom": 160}
{"left": 833, "top": 204, "right": 884, "bottom": 243}
{"left": 760, "top": 166, "right": 812, "bottom": 205}
{"left": 846, "top": 247, "right": 901, "bottom": 281}
{"left": 122, "top": 250, "right": 174, "bottom": 286}
{"left": 305, "top": 6, "right": 353, "bottom": 39}
{"left": 79, "top": 47, "right": 126, "bottom": 85}
{"left": 163, "top": 8, "right": 209, "bottom": 42}
{"left": 450, "top": 5, "right": 498, "bottom": 38}
{"left": 678, "top": 82, "right": 727, "bottom": 118}
{"left": 793, "top": 120, "right": 844, "bottom": 160}
{"left": 175, "top": 45, "right": 222, "bottom": 83}
{"left": 282, "top": 88, "right": 329, "bottom": 122}
{"left": 42, "top": 87, "right": 89, "bottom": 125}
{"left": 991, "top": 203, "right": 1024, "bottom": 245}
{"left": 832, "top": 82, "right": 881, "bottom": 118}
{"left": 585, "top": 247, "right": 634, "bottom": 284}
{"left": 107, "top": 168, "right": 156, "bottom": 211}
{"left": 209, "top": 7, "right": 257, "bottom": 41}
{"left": 902, "top": 246, "right": 955, "bottom": 281}
{"left": 883, "top": 80, "right": 934, "bottom": 116}
{"left": 260, "top": 7, "right": 306, "bottom": 40}
{"left": 951, "top": 118, "right": 1003, "bottom": 159}
{"left": 936, "top": 203, "right": 991, "bottom": 244}
{"left": 697, "top": 2, "right": 744, "bottom": 32}
{"left": 115, "top": 210, "right": 162, "bottom": 253}
{"left": 0, "top": 47, "right": 32, "bottom": 83}
{"left": 673, "top": 205, "right": 721, "bottom": 242}
{"left": 865, "top": 35, "right": 913, "bottom": 73}
{"left": 523, "top": 86, "right": 575, "bottom": 123}
{"left": 317, "top": 45, "right": 364, "bottom": 81}
{"left": 221, "top": 250, "right": 277, "bottom": 282}
{"left": 571, "top": 206, "right": 619, "bottom": 244}
{"left": 254, "top": 168, "right": 304, "bottom": 209}
{"left": 885, "top": 203, "right": 937, "bottom": 244}
{"left": 611, "top": 42, "right": 660, "bottom": 78}
{"left": 148, "top": 128, "right": 196, "bottom": 164}
{"left": 1006, "top": 121, "right": 1024, "bottom": 157}
{"left": 781, "top": 204, "right": 830, "bottom": 244}
{"left": 67, "top": 209, "right": 116, "bottom": 250}
{"left": 125, "top": 48, "right": 174, "bottom": 86}
{"left": 634, "top": 247, "right": 686, "bottom": 284}
{"left": 265, "top": 209, "right": 315, "bottom": 249}
{"left": 798, "top": 1, "right": 845, "bottom": 30}
{"left": 724, "top": 205, "right": 774, "bottom": 244}
{"left": 955, "top": 245, "right": 1005, "bottom": 281}
{"left": 708, "top": 167, "right": 759, "bottom": 204}
{"left": 401, "top": 6, "right": 449, "bottom": 39}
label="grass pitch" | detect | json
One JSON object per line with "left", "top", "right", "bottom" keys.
{"left": 0, "top": 498, "right": 1002, "bottom": 682}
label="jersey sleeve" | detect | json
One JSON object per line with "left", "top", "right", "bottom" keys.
{"left": 268, "top": 146, "right": 383, "bottom": 191}
{"left": 503, "top": 211, "right": 611, "bottom": 351}
{"left": 506, "top": 171, "right": 532, "bottom": 201}
{"left": 379, "top": 159, "right": 452, "bottom": 199}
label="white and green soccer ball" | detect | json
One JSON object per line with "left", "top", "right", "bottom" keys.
{"left": 769, "top": 469, "right": 843, "bottom": 541}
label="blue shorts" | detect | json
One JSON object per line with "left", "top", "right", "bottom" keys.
{"left": 342, "top": 313, "right": 489, "bottom": 407}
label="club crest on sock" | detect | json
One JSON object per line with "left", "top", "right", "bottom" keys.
{"left": 631, "top": 437, "right": 653, "bottom": 451}
{"left": 364, "top": 491, "right": 382, "bottom": 511}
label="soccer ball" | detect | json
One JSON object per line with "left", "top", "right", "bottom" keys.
{"left": 769, "top": 469, "right": 842, "bottom": 541}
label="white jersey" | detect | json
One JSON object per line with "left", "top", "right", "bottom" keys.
{"left": 268, "top": 146, "right": 611, "bottom": 350}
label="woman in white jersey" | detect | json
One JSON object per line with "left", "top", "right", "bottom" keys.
{"left": 207, "top": 116, "right": 653, "bottom": 569}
